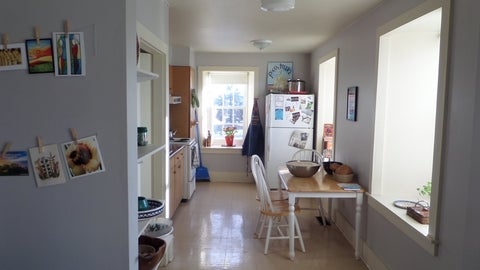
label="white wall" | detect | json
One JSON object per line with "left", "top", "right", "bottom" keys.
{"left": 0, "top": 0, "right": 135, "bottom": 269}
{"left": 310, "top": 0, "right": 480, "bottom": 269}
{"left": 375, "top": 29, "right": 439, "bottom": 197}
{"left": 0, "top": 1, "right": 169, "bottom": 269}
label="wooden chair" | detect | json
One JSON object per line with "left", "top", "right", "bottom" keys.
{"left": 251, "top": 155, "right": 288, "bottom": 238}
{"left": 291, "top": 149, "right": 328, "bottom": 227}
{"left": 251, "top": 154, "right": 305, "bottom": 255}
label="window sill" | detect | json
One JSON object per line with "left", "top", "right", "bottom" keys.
{"left": 367, "top": 193, "right": 438, "bottom": 255}
{"left": 201, "top": 145, "right": 242, "bottom": 154}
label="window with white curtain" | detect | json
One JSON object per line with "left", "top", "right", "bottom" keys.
{"left": 198, "top": 67, "right": 256, "bottom": 147}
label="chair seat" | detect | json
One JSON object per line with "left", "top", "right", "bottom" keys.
{"left": 260, "top": 200, "right": 301, "bottom": 217}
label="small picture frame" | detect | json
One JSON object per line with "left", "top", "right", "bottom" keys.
{"left": 52, "top": 32, "right": 86, "bottom": 76}
{"left": 25, "top": 38, "right": 54, "bottom": 74}
{"left": 29, "top": 144, "right": 67, "bottom": 187}
{"left": 0, "top": 151, "right": 29, "bottom": 176}
{"left": 347, "top": 86, "right": 358, "bottom": 121}
{"left": 61, "top": 135, "right": 105, "bottom": 179}
{"left": 0, "top": 43, "right": 27, "bottom": 71}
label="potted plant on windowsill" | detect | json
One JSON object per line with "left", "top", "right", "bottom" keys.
{"left": 407, "top": 181, "right": 432, "bottom": 224}
{"left": 223, "top": 126, "right": 237, "bottom": 147}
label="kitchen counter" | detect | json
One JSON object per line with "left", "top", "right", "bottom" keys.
{"left": 169, "top": 144, "right": 184, "bottom": 157}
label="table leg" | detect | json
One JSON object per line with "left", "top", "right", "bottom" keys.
{"left": 354, "top": 193, "right": 363, "bottom": 259}
{"left": 328, "top": 198, "right": 333, "bottom": 222}
{"left": 289, "top": 194, "right": 295, "bottom": 260}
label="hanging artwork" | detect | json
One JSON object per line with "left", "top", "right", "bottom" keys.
{"left": 61, "top": 135, "right": 105, "bottom": 179}
{"left": 25, "top": 38, "right": 54, "bottom": 74}
{"left": 266, "top": 62, "right": 293, "bottom": 93}
{"left": 29, "top": 144, "right": 66, "bottom": 187}
{"left": 52, "top": 32, "right": 86, "bottom": 76}
{"left": 0, "top": 43, "right": 27, "bottom": 71}
{"left": 346, "top": 86, "right": 358, "bottom": 121}
{"left": 0, "top": 151, "right": 29, "bottom": 176}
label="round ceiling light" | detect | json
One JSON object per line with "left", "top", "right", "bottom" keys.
{"left": 260, "top": 0, "right": 295, "bottom": 12}
{"left": 251, "top": 39, "right": 272, "bottom": 50}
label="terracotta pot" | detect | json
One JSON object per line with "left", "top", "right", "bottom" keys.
{"left": 225, "top": 135, "right": 234, "bottom": 146}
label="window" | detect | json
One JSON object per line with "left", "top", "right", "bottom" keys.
{"left": 198, "top": 67, "right": 256, "bottom": 147}
{"left": 369, "top": 0, "right": 450, "bottom": 255}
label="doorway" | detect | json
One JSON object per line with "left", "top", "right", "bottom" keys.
{"left": 316, "top": 50, "right": 338, "bottom": 160}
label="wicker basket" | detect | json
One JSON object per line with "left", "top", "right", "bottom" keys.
{"left": 407, "top": 206, "right": 430, "bottom": 224}
{"left": 138, "top": 235, "right": 166, "bottom": 270}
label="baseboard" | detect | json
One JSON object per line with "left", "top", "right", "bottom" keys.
{"left": 334, "top": 210, "right": 387, "bottom": 270}
{"left": 362, "top": 242, "right": 388, "bottom": 270}
{"left": 207, "top": 171, "right": 254, "bottom": 183}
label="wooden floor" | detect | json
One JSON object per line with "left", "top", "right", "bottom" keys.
{"left": 164, "top": 181, "right": 368, "bottom": 270}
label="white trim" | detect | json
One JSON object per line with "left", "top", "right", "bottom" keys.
{"left": 362, "top": 242, "right": 388, "bottom": 270}
{"left": 198, "top": 66, "right": 258, "bottom": 144}
{"left": 368, "top": 194, "right": 438, "bottom": 255}
{"left": 334, "top": 209, "right": 388, "bottom": 270}
{"left": 201, "top": 146, "right": 242, "bottom": 155}
{"left": 370, "top": 0, "right": 449, "bottom": 256}
{"left": 136, "top": 22, "right": 169, "bottom": 54}
{"left": 207, "top": 171, "right": 253, "bottom": 183}
{"left": 316, "top": 48, "right": 338, "bottom": 158}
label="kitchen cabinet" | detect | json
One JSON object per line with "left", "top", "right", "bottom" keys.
{"left": 169, "top": 147, "right": 184, "bottom": 217}
{"left": 169, "top": 66, "right": 195, "bottom": 138}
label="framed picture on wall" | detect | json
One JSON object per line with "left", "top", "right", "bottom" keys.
{"left": 346, "top": 86, "right": 358, "bottom": 121}
{"left": 52, "top": 32, "right": 86, "bottom": 76}
{"left": 0, "top": 43, "right": 27, "bottom": 71}
{"left": 61, "top": 135, "right": 105, "bottom": 179}
{"left": 25, "top": 38, "right": 54, "bottom": 74}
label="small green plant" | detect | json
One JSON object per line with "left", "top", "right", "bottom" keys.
{"left": 223, "top": 126, "right": 237, "bottom": 137}
{"left": 417, "top": 181, "right": 432, "bottom": 197}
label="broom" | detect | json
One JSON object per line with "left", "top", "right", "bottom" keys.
{"left": 194, "top": 108, "right": 210, "bottom": 181}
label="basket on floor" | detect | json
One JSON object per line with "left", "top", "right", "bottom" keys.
{"left": 138, "top": 235, "right": 166, "bottom": 270}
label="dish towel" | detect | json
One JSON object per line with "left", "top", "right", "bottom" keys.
{"left": 192, "top": 143, "right": 200, "bottom": 167}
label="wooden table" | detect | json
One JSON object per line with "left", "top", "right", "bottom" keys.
{"left": 278, "top": 166, "right": 364, "bottom": 260}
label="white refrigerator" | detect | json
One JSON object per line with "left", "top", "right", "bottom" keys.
{"left": 264, "top": 94, "right": 315, "bottom": 188}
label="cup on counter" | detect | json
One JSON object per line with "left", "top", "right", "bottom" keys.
{"left": 138, "top": 127, "right": 148, "bottom": 146}
{"left": 138, "top": 196, "right": 149, "bottom": 211}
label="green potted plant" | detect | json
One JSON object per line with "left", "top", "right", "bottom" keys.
{"left": 223, "top": 126, "right": 237, "bottom": 146}
{"left": 417, "top": 181, "right": 432, "bottom": 199}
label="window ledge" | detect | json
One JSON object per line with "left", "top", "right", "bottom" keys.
{"left": 201, "top": 145, "right": 242, "bottom": 154}
{"left": 367, "top": 193, "right": 438, "bottom": 255}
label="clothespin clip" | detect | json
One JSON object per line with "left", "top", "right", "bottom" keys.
{"left": 64, "top": 20, "right": 70, "bottom": 34}
{"left": 34, "top": 26, "right": 40, "bottom": 44}
{"left": 1, "top": 142, "right": 11, "bottom": 158}
{"left": 69, "top": 128, "right": 79, "bottom": 144}
{"left": 37, "top": 136, "right": 44, "bottom": 153}
{"left": 2, "top": 33, "right": 8, "bottom": 50}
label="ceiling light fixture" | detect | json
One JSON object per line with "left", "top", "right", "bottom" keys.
{"left": 260, "top": 0, "right": 295, "bottom": 12}
{"left": 251, "top": 39, "right": 272, "bottom": 50}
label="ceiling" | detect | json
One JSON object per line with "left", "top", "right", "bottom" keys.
{"left": 168, "top": 0, "right": 384, "bottom": 53}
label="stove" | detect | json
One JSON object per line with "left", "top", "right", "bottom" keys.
{"left": 170, "top": 138, "right": 197, "bottom": 200}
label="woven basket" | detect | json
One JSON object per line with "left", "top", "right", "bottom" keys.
{"left": 138, "top": 235, "right": 166, "bottom": 270}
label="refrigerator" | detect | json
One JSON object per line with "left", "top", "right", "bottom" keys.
{"left": 264, "top": 94, "right": 315, "bottom": 188}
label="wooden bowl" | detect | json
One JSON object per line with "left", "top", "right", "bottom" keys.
{"left": 333, "top": 172, "right": 354, "bottom": 183}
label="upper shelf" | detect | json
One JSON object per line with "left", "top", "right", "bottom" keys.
{"left": 137, "top": 68, "right": 159, "bottom": 82}
{"left": 138, "top": 143, "right": 165, "bottom": 162}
